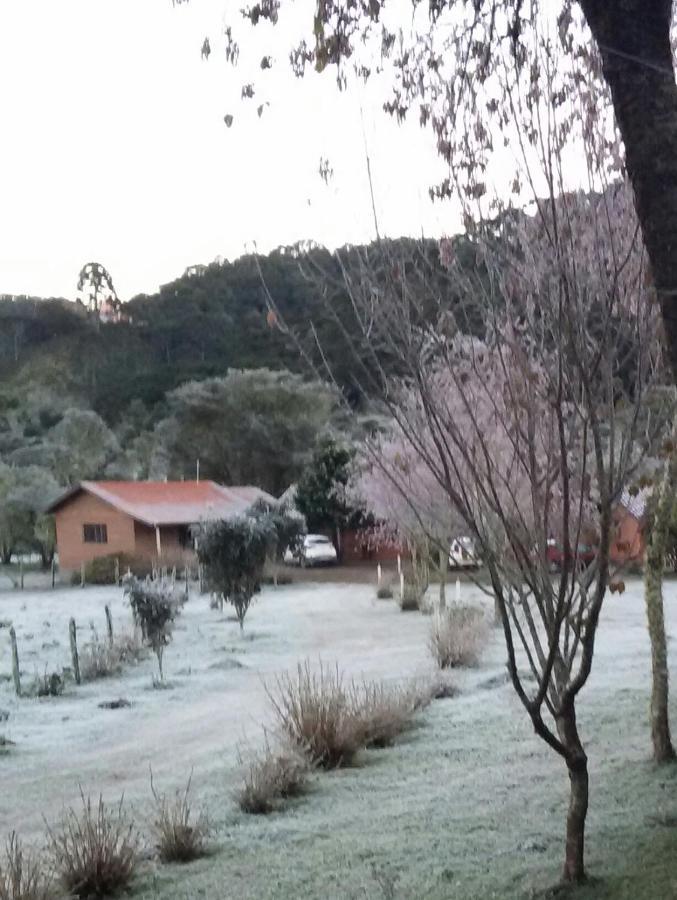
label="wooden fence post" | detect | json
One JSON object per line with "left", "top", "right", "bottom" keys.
{"left": 198, "top": 563, "right": 204, "bottom": 594}
{"left": 377, "top": 563, "right": 382, "bottom": 586}
{"left": 51, "top": 557, "right": 56, "bottom": 588}
{"left": 19, "top": 558, "right": 24, "bottom": 590}
{"left": 9, "top": 626, "right": 20, "bottom": 696}
{"left": 80, "top": 561, "right": 85, "bottom": 589}
{"left": 69, "top": 618, "right": 81, "bottom": 685}
{"left": 105, "top": 605, "right": 114, "bottom": 646}
{"left": 184, "top": 566, "right": 189, "bottom": 599}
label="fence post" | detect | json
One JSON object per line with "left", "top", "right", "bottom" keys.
{"left": 377, "top": 563, "right": 382, "bottom": 586}
{"left": 69, "top": 618, "right": 81, "bottom": 685}
{"left": 9, "top": 626, "right": 20, "bottom": 696}
{"left": 105, "top": 605, "right": 114, "bottom": 646}
{"left": 80, "top": 561, "right": 85, "bottom": 589}
{"left": 184, "top": 566, "right": 189, "bottom": 599}
{"left": 198, "top": 563, "right": 204, "bottom": 595}
{"left": 114, "top": 557, "right": 120, "bottom": 585}
{"left": 397, "top": 554, "right": 402, "bottom": 575}
{"left": 51, "top": 557, "right": 56, "bottom": 588}
{"left": 19, "top": 558, "right": 24, "bottom": 590}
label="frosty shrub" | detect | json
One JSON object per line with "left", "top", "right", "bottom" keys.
{"left": 236, "top": 740, "right": 311, "bottom": 815}
{"left": 354, "top": 680, "right": 431, "bottom": 749}
{"left": 150, "top": 772, "right": 209, "bottom": 864}
{"left": 47, "top": 793, "right": 138, "bottom": 899}
{"left": 0, "top": 832, "right": 56, "bottom": 900}
{"left": 267, "top": 661, "right": 367, "bottom": 769}
{"left": 80, "top": 630, "right": 146, "bottom": 681}
{"left": 124, "top": 578, "right": 178, "bottom": 680}
{"left": 398, "top": 580, "right": 423, "bottom": 612}
{"left": 30, "top": 671, "right": 64, "bottom": 699}
{"left": 197, "top": 516, "right": 271, "bottom": 631}
{"left": 429, "top": 605, "right": 489, "bottom": 669}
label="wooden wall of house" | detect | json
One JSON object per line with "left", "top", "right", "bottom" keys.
{"left": 54, "top": 493, "right": 135, "bottom": 570}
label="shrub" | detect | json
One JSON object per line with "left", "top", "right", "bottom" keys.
{"left": 47, "top": 793, "right": 139, "bottom": 899}
{"left": 30, "top": 671, "right": 64, "bottom": 698}
{"left": 267, "top": 661, "right": 366, "bottom": 768}
{"left": 353, "top": 681, "right": 429, "bottom": 749}
{"left": 197, "top": 516, "right": 271, "bottom": 631}
{"left": 376, "top": 585, "right": 393, "bottom": 600}
{"left": 80, "top": 630, "right": 146, "bottom": 681}
{"left": 0, "top": 832, "right": 55, "bottom": 900}
{"left": 429, "top": 604, "right": 489, "bottom": 669}
{"left": 125, "top": 578, "right": 178, "bottom": 680}
{"left": 398, "top": 580, "right": 423, "bottom": 611}
{"left": 236, "top": 740, "right": 310, "bottom": 814}
{"left": 150, "top": 773, "right": 209, "bottom": 864}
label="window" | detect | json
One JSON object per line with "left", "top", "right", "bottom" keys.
{"left": 83, "top": 523, "right": 108, "bottom": 544}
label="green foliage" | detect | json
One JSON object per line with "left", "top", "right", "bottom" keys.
{"left": 197, "top": 515, "right": 273, "bottom": 630}
{"left": 125, "top": 578, "right": 178, "bottom": 679}
{"left": 163, "top": 369, "right": 337, "bottom": 494}
{"left": 295, "top": 438, "right": 359, "bottom": 537}
{"left": 250, "top": 498, "right": 304, "bottom": 561}
{"left": 0, "top": 463, "right": 60, "bottom": 565}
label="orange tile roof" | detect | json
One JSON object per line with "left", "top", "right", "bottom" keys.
{"left": 47, "top": 480, "right": 275, "bottom": 527}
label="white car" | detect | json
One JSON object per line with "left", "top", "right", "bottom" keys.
{"left": 284, "top": 534, "right": 338, "bottom": 566}
{"left": 449, "top": 536, "right": 481, "bottom": 569}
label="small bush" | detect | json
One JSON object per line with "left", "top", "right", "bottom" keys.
{"left": 376, "top": 585, "right": 393, "bottom": 600}
{"left": 398, "top": 581, "right": 423, "bottom": 611}
{"left": 47, "top": 793, "right": 139, "bottom": 899}
{"left": 80, "top": 630, "right": 146, "bottom": 681}
{"left": 125, "top": 578, "right": 178, "bottom": 680}
{"left": 150, "top": 773, "right": 209, "bottom": 863}
{"left": 0, "top": 832, "right": 55, "bottom": 900}
{"left": 30, "top": 671, "right": 64, "bottom": 698}
{"left": 236, "top": 740, "right": 310, "bottom": 814}
{"left": 429, "top": 604, "right": 489, "bottom": 669}
{"left": 267, "top": 662, "right": 366, "bottom": 768}
{"left": 354, "top": 681, "right": 429, "bottom": 749}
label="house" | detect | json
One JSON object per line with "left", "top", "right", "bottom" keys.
{"left": 610, "top": 488, "right": 649, "bottom": 566}
{"left": 46, "top": 480, "right": 274, "bottom": 571}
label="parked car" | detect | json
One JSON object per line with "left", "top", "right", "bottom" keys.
{"left": 284, "top": 534, "right": 338, "bottom": 567}
{"left": 449, "top": 536, "right": 481, "bottom": 569}
{"left": 545, "top": 538, "right": 596, "bottom": 572}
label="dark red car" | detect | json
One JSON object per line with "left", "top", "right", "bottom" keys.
{"left": 546, "top": 539, "right": 596, "bottom": 572}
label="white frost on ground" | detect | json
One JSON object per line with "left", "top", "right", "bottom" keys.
{"left": 0, "top": 580, "right": 461, "bottom": 835}
{"left": 1, "top": 578, "right": 676, "bottom": 899}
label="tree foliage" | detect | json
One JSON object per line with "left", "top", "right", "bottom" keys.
{"left": 125, "top": 577, "right": 178, "bottom": 679}
{"left": 162, "top": 368, "right": 337, "bottom": 494}
{"left": 197, "top": 515, "right": 272, "bottom": 631}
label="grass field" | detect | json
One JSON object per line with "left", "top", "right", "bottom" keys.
{"left": 2, "top": 578, "right": 677, "bottom": 898}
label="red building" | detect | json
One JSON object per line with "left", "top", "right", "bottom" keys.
{"left": 46, "top": 480, "right": 274, "bottom": 571}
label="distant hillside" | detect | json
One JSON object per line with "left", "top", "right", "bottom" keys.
{"left": 0, "top": 237, "right": 466, "bottom": 434}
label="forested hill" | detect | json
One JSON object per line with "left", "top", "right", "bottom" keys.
{"left": 0, "top": 237, "right": 457, "bottom": 430}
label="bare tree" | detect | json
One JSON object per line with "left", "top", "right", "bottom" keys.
{"left": 262, "top": 35, "right": 668, "bottom": 883}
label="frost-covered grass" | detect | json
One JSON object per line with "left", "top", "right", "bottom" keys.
{"left": 2, "top": 580, "right": 677, "bottom": 897}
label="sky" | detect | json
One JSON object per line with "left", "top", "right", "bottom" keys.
{"left": 0, "top": 0, "right": 454, "bottom": 301}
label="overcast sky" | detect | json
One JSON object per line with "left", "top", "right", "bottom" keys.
{"left": 0, "top": 0, "right": 454, "bottom": 301}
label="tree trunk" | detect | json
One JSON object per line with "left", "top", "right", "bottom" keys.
{"left": 581, "top": 0, "right": 677, "bottom": 380}
{"left": 563, "top": 756, "right": 589, "bottom": 883}
{"left": 557, "top": 704, "right": 589, "bottom": 883}
{"left": 644, "top": 455, "right": 676, "bottom": 763}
